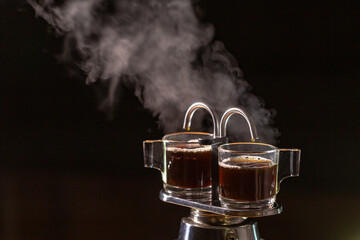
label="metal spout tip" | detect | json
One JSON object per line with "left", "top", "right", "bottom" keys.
{"left": 184, "top": 126, "right": 191, "bottom": 131}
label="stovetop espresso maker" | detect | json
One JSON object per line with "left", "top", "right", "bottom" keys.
{"left": 143, "top": 102, "right": 301, "bottom": 240}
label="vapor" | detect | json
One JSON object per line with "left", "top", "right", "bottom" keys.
{"left": 28, "top": 0, "right": 280, "bottom": 143}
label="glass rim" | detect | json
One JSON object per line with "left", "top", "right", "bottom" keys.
{"left": 219, "top": 142, "right": 278, "bottom": 154}
{"left": 162, "top": 131, "right": 213, "bottom": 142}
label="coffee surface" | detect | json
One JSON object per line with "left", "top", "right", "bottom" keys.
{"left": 166, "top": 144, "right": 212, "bottom": 188}
{"left": 219, "top": 157, "right": 277, "bottom": 201}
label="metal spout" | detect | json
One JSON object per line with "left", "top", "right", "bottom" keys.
{"left": 220, "top": 107, "right": 258, "bottom": 142}
{"left": 183, "top": 102, "right": 219, "bottom": 137}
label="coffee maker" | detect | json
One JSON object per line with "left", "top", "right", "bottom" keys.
{"left": 144, "top": 102, "right": 300, "bottom": 240}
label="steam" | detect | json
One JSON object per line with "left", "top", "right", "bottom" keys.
{"left": 28, "top": 0, "right": 280, "bottom": 143}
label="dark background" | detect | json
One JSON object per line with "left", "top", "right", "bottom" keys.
{"left": 1, "top": 0, "right": 360, "bottom": 239}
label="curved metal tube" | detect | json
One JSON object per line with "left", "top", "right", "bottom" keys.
{"left": 220, "top": 107, "right": 258, "bottom": 142}
{"left": 183, "top": 102, "right": 219, "bottom": 137}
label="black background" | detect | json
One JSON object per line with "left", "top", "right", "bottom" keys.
{"left": 0, "top": 0, "right": 360, "bottom": 239}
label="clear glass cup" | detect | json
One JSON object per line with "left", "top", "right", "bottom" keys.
{"left": 218, "top": 143, "right": 300, "bottom": 209}
{"left": 144, "top": 132, "right": 213, "bottom": 198}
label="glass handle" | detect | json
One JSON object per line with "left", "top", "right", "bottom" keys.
{"left": 143, "top": 140, "right": 165, "bottom": 172}
{"left": 278, "top": 149, "right": 301, "bottom": 183}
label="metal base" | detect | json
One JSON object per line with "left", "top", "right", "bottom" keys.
{"left": 160, "top": 190, "right": 282, "bottom": 218}
{"left": 159, "top": 190, "right": 276, "bottom": 240}
{"left": 178, "top": 215, "right": 261, "bottom": 240}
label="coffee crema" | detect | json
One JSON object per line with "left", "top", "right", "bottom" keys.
{"left": 219, "top": 156, "right": 278, "bottom": 202}
{"left": 166, "top": 144, "right": 212, "bottom": 189}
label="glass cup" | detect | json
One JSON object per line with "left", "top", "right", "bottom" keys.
{"left": 218, "top": 143, "right": 300, "bottom": 209}
{"left": 144, "top": 132, "right": 213, "bottom": 198}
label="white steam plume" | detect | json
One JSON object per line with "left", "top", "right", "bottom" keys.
{"left": 28, "top": 0, "right": 280, "bottom": 143}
